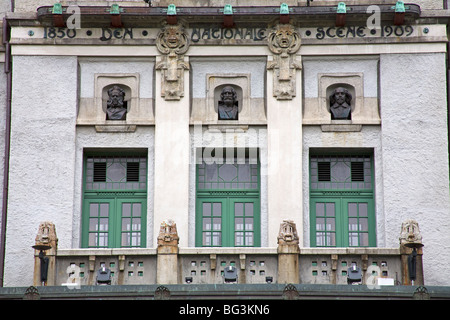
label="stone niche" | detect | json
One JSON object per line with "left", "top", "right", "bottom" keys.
{"left": 190, "top": 58, "right": 267, "bottom": 125}
{"left": 77, "top": 71, "right": 155, "bottom": 130}
{"left": 303, "top": 58, "right": 380, "bottom": 130}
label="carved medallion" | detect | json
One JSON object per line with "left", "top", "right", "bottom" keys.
{"left": 156, "top": 23, "right": 190, "bottom": 100}
{"left": 267, "top": 24, "right": 301, "bottom": 100}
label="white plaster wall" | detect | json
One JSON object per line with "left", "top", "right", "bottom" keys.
{"left": 73, "top": 126, "right": 155, "bottom": 248}
{"left": 0, "top": 63, "right": 5, "bottom": 238}
{"left": 190, "top": 57, "right": 266, "bottom": 99}
{"left": 303, "top": 56, "right": 379, "bottom": 99}
{"left": 189, "top": 125, "right": 268, "bottom": 247}
{"left": 79, "top": 58, "right": 154, "bottom": 99}
{"left": 380, "top": 53, "right": 450, "bottom": 286}
{"left": 5, "top": 55, "right": 78, "bottom": 287}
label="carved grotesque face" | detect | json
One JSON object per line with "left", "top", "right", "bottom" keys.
{"left": 38, "top": 225, "right": 50, "bottom": 243}
{"left": 275, "top": 27, "right": 293, "bottom": 48}
{"left": 166, "top": 27, "right": 181, "bottom": 48}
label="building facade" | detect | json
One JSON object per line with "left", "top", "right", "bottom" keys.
{"left": 0, "top": 0, "right": 449, "bottom": 290}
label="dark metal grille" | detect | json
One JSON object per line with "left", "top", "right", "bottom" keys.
{"left": 126, "top": 162, "right": 140, "bottom": 182}
{"left": 318, "top": 162, "right": 331, "bottom": 181}
{"left": 351, "top": 162, "right": 364, "bottom": 182}
{"left": 93, "top": 162, "right": 107, "bottom": 182}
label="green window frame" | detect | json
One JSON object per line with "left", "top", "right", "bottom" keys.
{"left": 82, "top": 153, "right": 147, "bottom": 248}
{"left": 309, "top": 151, "right": 376, "bottom": 247}
{"left": 195, "top": 150, "right": 261, "bottom": 247}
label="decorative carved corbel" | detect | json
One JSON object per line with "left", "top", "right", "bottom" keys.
{"left": 267, "top": 24, "right": 302, "bottom": 100}
{"left": 155, "top": 23, "right": 190, "bottom": 100}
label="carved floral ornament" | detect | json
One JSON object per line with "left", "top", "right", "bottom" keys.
{"left": 155, "top": 23, "right": 190, "bottom": 100}
{"left": 267, "top": 24, "right": 302, "bottom": 100}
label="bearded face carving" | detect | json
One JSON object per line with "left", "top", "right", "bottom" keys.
{"left": 106, "top": 85, "right": 127, "bottom": 120}
{"left": 218, "top": 86, "right": 239, "bottom": 120}
{"left": 329, "top": 87, "right": 352, "bottom": 120}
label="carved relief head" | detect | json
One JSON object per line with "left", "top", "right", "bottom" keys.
{"left": 329, "top": 87, "right": 352, "bottom": 120}
{"left": 268, "top": 24, "right": 301, "bottom": 54}
{"left": 35, "top": 221, "right": 57, "bottom": 247}
{"left": 157, "top": 219, "right": 179, "bottom": 245}
{"left": 400, "top": 219, "right": 423, "bottom": 245}
{"left": 277, "top": 220, "right": 299, "bottom": 245}
{"left": 156, "top": 24, "right": 189, "bottom": 55}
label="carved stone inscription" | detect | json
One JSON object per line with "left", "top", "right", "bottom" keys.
{"left": 267, "top": 25, "right": 301, "bottom": 100}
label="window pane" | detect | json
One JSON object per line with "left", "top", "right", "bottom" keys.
{"left": 100, "top": 204, "right": 109, "bottom": 217}
{"left": 212, "top": 232, "right": 221, "bottom": 246}
{"left": 360, "top": 218, "right": 368, "bottom": 231}
{"left": 213, "top": 203, "right": 222, "bottom": 216}
{"left": 360, "top": 233, "right": 369, "bottom": 246}
{"left": 245, "top": 203, "right": 254, "bottom": 216}
{"left": 131, "top": 232, "right": 140, "bottom": 247}
{"left": 245, "top": 232, "right": 253, "bottom": 246}
{"left": 326, "top": 203, "right": 335, "bottom": 217}
{"left": 121, "top": 233, "right": 130, "bottom": 247}
{"left": 235, "top": 232, "right": 244, "bottom": 246}
{"left": 202, "top": 203, "right": 211, "bottom": 216}
{"left": 203, "top": 218, "right": 212, "bottom": 231}
{"left": 89, "top": 218, "right": 98, "bottom": 231}
{"left": 98, "top": 233, "right": 108, "bottom": 247}
{"left": 349, "top": 232, "right": 359, "bottom": 246}
{"left": 89, "top": 203, "right": 99, "bottom": 217}
{"left": 108, "top": 162, "right": 126, "bottom": 182}
{"left": 203, "top": 233, "right": 211, "bottom": 246}
{"left": 235, "top": 203, "right": 243, "bottom": 216}
{"left": 348, "top": 203, "right": 357, "bottom": 217}
{"left": 316, "top": 203, "right": 325, "bottom": 216}
{"left": 122, "top": 218, "right": 131, "bottom": 231}
{"left": 359, "top": 203, "right": 368, "bottom": 217}
{"left": 212, "top": 218, "right": 221, "bottom": 231}
{"left": 316, "top": 232, "right": 325, "bottom": 246}
{"left": 235, "top": 217, "right": 244, "bottom": 231}
{"left": 89, "top": 233, "right": 97, "bottom": 247}
{"left": 349, "top": 218, "right": 358, "bottom": 231}
{"left": 132, "top": 203, "right": 141, "bottom": 217}
{"left": 132, "top": 218, "right": 141, "bottom": 231}
{"left": 326, "top": 218, "right": 335, "bottom": 231}
{"left": 316, "top": 218, "right": 325, "bottom": 231}
{"left": 99, "top": 218, "right": 109, "bottom": 231}
{"left": 122, "top": 203, "right": 131, "bottom": 217}
{"left": 245, "top": 218, "right": 253, "bottom": 231}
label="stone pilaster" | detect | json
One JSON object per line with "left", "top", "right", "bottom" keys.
{"left": 399, "top": 219, "right": 424, "bottom": 285}
{"left": 277, "top": 220, "right": 300, "bottom": 284}
{"left": 156, "top": 220, "right": 179, "bottom": 284}
{"left": 33, "top": 222, "right": 58, "bottom": 286}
